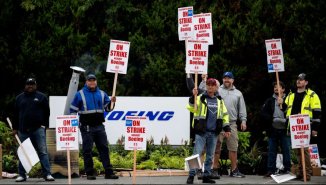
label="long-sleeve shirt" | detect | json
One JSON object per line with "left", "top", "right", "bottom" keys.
{"left": 14, "top": 91, "right": 50, "bottom": 132}
{"left": 219, "top": 84, "right": 247, "bottom": 123}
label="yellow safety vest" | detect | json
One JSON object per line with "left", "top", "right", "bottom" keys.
{"left": 186, "top": 94, "right": 229, "bottom": 128}
{"left": 285, "top": 89, "right": 321, "bottom": 119}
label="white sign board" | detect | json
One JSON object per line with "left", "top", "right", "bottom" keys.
{"left": 185, "top": 40, "right": 209, "bottom": 74}
{"left": 106, "top": 39, "right": 130, "bottom": 74}
{"left": 56, "top": 115, "right": 79, "bottom": 151}
{"left": 18, "top": 138, "right": 40, "bottom": 173}
{"left": 50, "top": 96, "right": 190, "bottom": 145}
{"left": 265, "top": 39, "right": 285, "bottom": 73}
{"left": 309, "top": 144, "right": 321, "bottom": 167}
{"left": 124, "top": 116, "right": 147, "bottom": 150}
{"left": 192, "top": 13, "right": 213, "bottom": 45}
{"left": 271, "top": 173, "right": 296, "bottom": 183}
{"left": 178, "top": 6, "right": 193, "bottom": 41}
{"left": 289, "top": 114, "right": 311, "bottom": 148}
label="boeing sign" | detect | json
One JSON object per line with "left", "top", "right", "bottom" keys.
{"left": 105, "top": 111, "right": 174, "bottom": 121}
{"left": 50, "top": 96, "right": 190, "bottom": 145}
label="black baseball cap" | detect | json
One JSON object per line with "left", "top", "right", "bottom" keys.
{"left": 26, "top": 78, "right": 36, "bottom": 85}
{"left": 86, "top": 74, "right": 97, "bottom": 80}
{"left": 297, "top": 73, "right": 307, "bottom": 81}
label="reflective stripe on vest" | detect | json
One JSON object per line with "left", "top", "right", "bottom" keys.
{"left": 79, "top": 90, "right": 104, "bottom": 114}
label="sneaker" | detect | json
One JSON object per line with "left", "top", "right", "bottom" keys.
{"left": 186, "top": 176, "right": 194, "bottom": 184}
{"left": 197, "top": 170, "right": 203, "bottom": 180}
{"left": 87, "top": 175, "right": 96, "bottom": 180}
{"left": 202, "top": 176, "right": 215, "bottom": 183}
{"left": 230, "top": 168, "right": 245, "bottom": 178}
{"left": 44, "top": 174, "right": 55, "bottom": 181}
{"left": 105, "top": 174, "right": 119, "bottom": 179}
{"left": 210, "top": 169, "right": 220, "bottom": 179}
{"left": 15, "top": 176, "right": 26, "bottom": 182}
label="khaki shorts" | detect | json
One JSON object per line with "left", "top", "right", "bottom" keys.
{"left": 217, "top": 123, "right": 238, "bottom": 152}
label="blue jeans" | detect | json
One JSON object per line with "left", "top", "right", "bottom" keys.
{"left": 267, "top": 128, "right": 291, "bottom": 173}
{"left": 189, "top": 132, "right": 218, "bottom": 177}
{"left": 18, "top": 127, "right": 51, "bottom": 178}
{"left": 80, "top": 124, "right": 113, "bottom": 175}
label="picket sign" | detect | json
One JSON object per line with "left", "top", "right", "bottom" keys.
{"left": 106, "top": 39, "right": 130, "bottom": 109}
{"left": 289, "top": 114, "right": 311, "bottom": 183}
{"left": 265, "top": 38, "right": 285, "bottom": 109}
{"left": 124, "top": 116, "right": 147, "bottom": 185}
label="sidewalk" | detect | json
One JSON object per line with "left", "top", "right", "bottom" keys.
{"left": 0, "top": 174, "right": 325, "bottom": 184}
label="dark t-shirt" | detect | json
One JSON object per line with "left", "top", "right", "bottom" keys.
{"left": 291, "top": 91, "right": 305, "bottom": 115}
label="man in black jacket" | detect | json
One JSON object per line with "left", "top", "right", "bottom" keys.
{"left": 261, "top": 81, "right": 290, "bottom": 177}
{"left": 13, "top": 77, "right": 54, "bottom": 182}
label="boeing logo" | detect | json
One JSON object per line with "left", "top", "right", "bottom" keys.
{"left": 104, "top": 111, "right": 175, "bottom": 121}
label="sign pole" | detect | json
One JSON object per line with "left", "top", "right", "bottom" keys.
{"left": 111, "top": 71, "right": 118, "bottom": 110}
{"left": 194, "top": 72, "right": 198, "bottom": 111}
{"left": 132, "top": 147, "right": 137, "bottom": 185}
{"left": 6, "top": 117, "right": 33, "bottom": 167}
{"left": 67, "top": 148, "right": 71, "bottom": 184}
{"left": 301, "top": 147, "right": 307, "bottom": 182}
{"left": 275, "top": 69, "right": 282, "bottom": 109}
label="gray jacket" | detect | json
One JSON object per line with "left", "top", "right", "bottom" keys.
{"left": 219, "top": 84, "right": 247, "bottom": 123}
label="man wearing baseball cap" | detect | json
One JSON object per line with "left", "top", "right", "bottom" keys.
{"left": 70, "top": 74, "right": 118, "bottom": 180}
{"left": 186, "top": 78, "right": 231, "bottom": 184}
{"left": 13, "top": 77, "right": 55, "bottom": 182}
{"left": 212, "top": 71, "right": 247, "bottom": 178}
{"left": 285, "top": 73, "right": 321, "bottom": 181}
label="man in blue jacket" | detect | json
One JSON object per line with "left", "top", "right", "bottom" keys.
{"left": 70, "top": 74, "right": 118, "bottom": 180}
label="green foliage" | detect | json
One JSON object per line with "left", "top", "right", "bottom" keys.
{"left": 93, "top": 157, "right": 104, "bottom": 175}
{"left": 28, "top": 162, "right": 42, "bottom": 178}
{"left": 110, "top": 152, "right": 133, "bottom": 169}
{"left": 79, "top": 157, "right": 85, "bottom": 175}
{"left": 159, "top": 156, "right": 184, "bottom": 169}
{"left": 238, "top": 141, "right": 263, "bottom": 174}
{"left": 138, "top": 160, "right": 157, "bottom": 170}
{"left": 238, "top": 132, "right": 251, "bottom": 155}
{"left": 0, "top": 121, "right": 18, "bottom": 155}
{"left": 2, "top": 154, "right": 17, "bottom": 173}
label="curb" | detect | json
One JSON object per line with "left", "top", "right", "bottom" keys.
{"left": 117, "top": 170, "right": 188, "bottom": 177}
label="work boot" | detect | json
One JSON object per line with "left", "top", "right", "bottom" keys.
{"left": 263, "top": 171, "right": 274, "bottom": 178}
{"left": 86, "top": 171, "right": 96, "bottom": 180}
{"left": 105, "top": 173, "right": 119, "bottom": 179}
{"left": 202, "top": 176, "right": 215, "bottom": 183}
{"left": 186, "top": 176, "right": 194, "bottom": 184}
{"left": 210, "top": 169, "right": 220, "bottom": 179}
{"left": 197, "top": 170, "right": 203, "bottom": 179}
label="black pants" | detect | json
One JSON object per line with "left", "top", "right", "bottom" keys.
{"left": 80, "top": 124, "right": 114, "bottom": 175}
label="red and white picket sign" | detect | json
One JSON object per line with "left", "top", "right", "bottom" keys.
{"left": 192, "top": 13, "right": 213, "bottom": 45}
{"left": 265, "top": 39, "right": 285, "bottom": 73}
{"left": 289, "top": 114, "right": 311, "bottom": 148}
{"left": 106, "top": 39, "right": 130, "bottom": 74}
{"left": 185, "top": 40, "right": 209, "bottom": 74}
{"left": 178, "top": 6, "right": 193, "bottom": 41}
